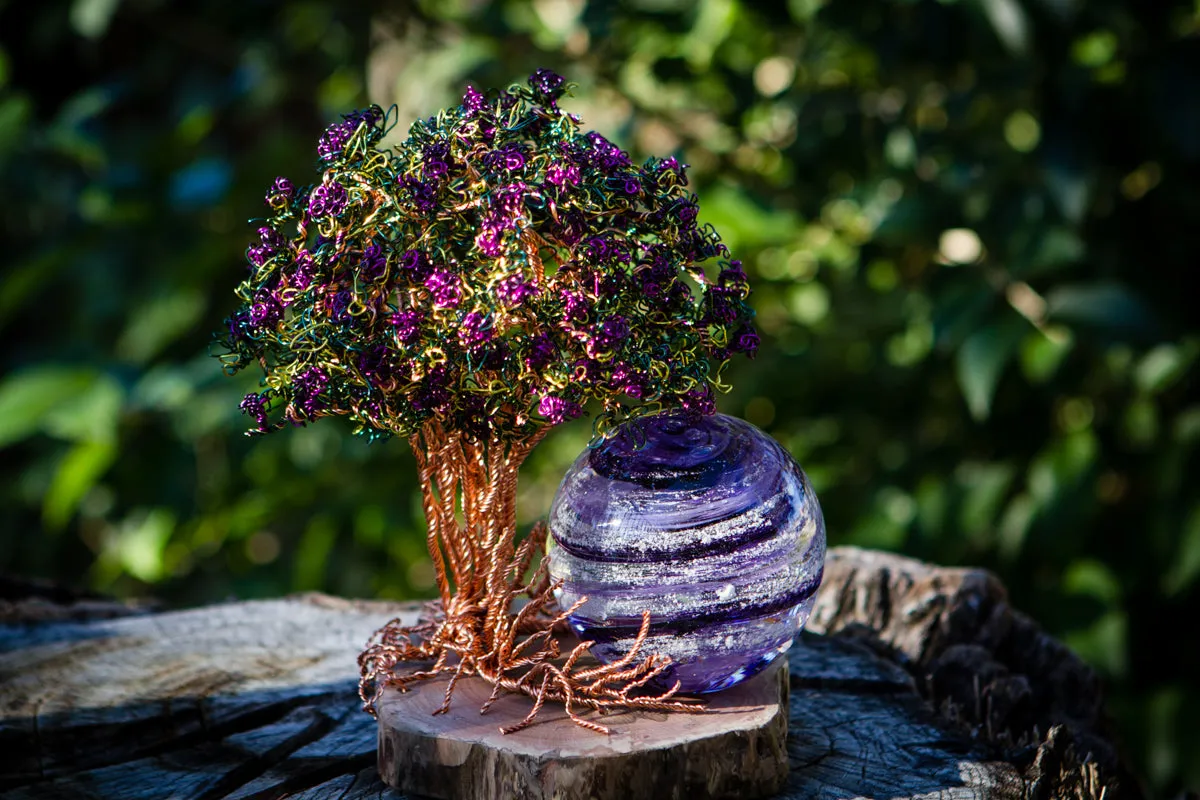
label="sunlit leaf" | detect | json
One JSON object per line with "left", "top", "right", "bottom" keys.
{"left": 70, "top": 0, "right": 123, "bottom": 39}
{"left": 787, "top": 282, "right": 831, "bottom": 326}
{"left": 1072, "top": 30, "right": 1118, "bottom": 68}
{"left": 1063, "top": 609, "right": 1127, "bottom": 678}
{"left": 43, "top": 439, "right": 118, "bottom": 531}
{"left": 1164, "top": 505, "right": 1200, "bottom": 596}
{"left": 43, "top": 373, "right": 125, "bottom": 444}
{"left": 956, "top": 460, "right": 1016, "bottom": 537}
{"left": 697, "top": 183, "right": 799, "bottom": 253}
{"left": 116, "top": 288, "right": 207, "bottom": 364}
{"left": 102, "top": 508, "right": 175, "bottom": 583}
{"left": 1064, "top": 558, "right": 1122, "bottom": 606}
{"left": 884, "top": 128, "right": 916, "bottom": 168}
{"left": 1004, "top": 110, "right": 1040, "bottom": 152}
{"left": 0, "top": 368, "right": 99, "bottom": 449}
{"left": 978, "top": 0, "right": 1030, "bottom": 56}
{"left": 1135, "top": 341, "right": 1198, "bottom": 395}
{"left": 997, "top": 492, "right": 1036, "bottom": 560}
{"left": 1019, "top": 328, "right": 1073, "bottom": 383}
{"left": 1026, "top": 429, "right": 1098, "bottom": 506}
{"left": 682, "top": 0, "right": 737, "bottom": 69}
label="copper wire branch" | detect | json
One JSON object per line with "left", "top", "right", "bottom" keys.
{"left": 358, "top": 421, "right": 704, "bottom": 734}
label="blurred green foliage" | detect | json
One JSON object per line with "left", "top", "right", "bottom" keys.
{"left": 1, "top": 0, "right": 1197, "bottom": 794}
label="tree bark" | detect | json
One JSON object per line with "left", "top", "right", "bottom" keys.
{"left": 807, "top": 546, "right": 1140, "bottom": 798}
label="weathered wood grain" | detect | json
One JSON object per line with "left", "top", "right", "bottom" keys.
{"left": 0, "top": 594, "right": 408, "bottom": 799}
{"left": 0, "top": 548, "right": 1135, "bottom": 799}
{"left": 376, "top": 654, "right": 789, "bottom": 800}
{"left": 808, "top": 546, "right": 1139, "bottom": 797}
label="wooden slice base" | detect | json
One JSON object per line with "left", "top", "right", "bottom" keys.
{"left": 376, "top": 656, "right": 789, "bottom": 800}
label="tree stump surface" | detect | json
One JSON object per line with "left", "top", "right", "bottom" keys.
{"left": 376, "top": 653, "right": 789, "bottom": 800}
{"left": 0, "top": 547, "right": 1139, "bottom": 799}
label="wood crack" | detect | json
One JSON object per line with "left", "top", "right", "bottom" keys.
{"left": 226, "top": 752, "right": 378, "bottom": 800}
{"left": 195, "top": 707, "right": 343, "bottom": 800}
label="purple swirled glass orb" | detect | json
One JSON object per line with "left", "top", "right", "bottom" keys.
{"left": 548, "top": 412, "right": 826, "bottom": 694}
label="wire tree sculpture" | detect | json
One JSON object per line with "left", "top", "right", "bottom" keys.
{"left": 216, "top": 70, "right": 758, "bottom": 733}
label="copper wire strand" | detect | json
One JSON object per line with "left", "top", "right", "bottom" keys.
{"left": 358, "top": 422, "right": 705, "bottom": 733}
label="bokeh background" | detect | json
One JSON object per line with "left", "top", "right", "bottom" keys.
{"left": 1, "top": 0, "right": 1197, "bottom": 794}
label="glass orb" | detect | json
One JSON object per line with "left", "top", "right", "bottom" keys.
{"left": 548, "top": 412, "right": 826, "bottom": 694}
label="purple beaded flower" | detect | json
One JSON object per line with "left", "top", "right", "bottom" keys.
{"left": 265, "top": 177, "right": 294, "bottom": 208}
{"left": 496, "top": 275, "right": 539, "bottom": 307}
{"left": 248, "top": 227, "right": 284, "bottom": 268}
{"left": 390, "top": 309, "right": 423, "bottom": 344}
{"left": 359, "top": 244, "right": 387, "bottom": 282}
{"left": 546, "top": 162, "right": 581, "bottom": 188}
{"left": 308, "top": 181, "right": 349, "bottom": 219}
{"left": 318, "top": 107, "right": 384, "bottom": 162}
{"left": 515, "top": 332, "right": 550, "bottom": 369}
{"left": 401, "top": 177, "right": 438, "bottom": 215}
{"left": 426, "top": 270, "right": 463, "bottom": 309}
{"left": 732, "top": 326, "right": 760, "bottom": 358}
{"left": 217, "top": 71, "right": 756, "bottom": 442}
{"left": 596, "top": 316, "right": 630, "bottom": 348}
{"left": 318, "top": 121, "right": 355, "bottom": 162}
{"left": 292, "top": 366, "right": 329, "bottom": 417}
{"left": 611, "top": 363, "right": 648, "bottom": 399}
{"left": 249, "top": 290, "right": 282, "bottom": 329}
{"left": 485, "top": 144, "right": 527, "bottom": 173}
{"left": 538, "top": 394, "right": 582, "bottom": 424}
{"left": 239, "top": 393, "right": 271, "bottom": 432}
{"left": 529, "top": 68, "right": 566, "bottom": 104}
{"left": 463, "top": 85, "right": 487, "bottom": 114}
{"left": 458, "top": 311, "right": 493, "bottom": 350}
{"left": 291, "top": 251, "right": 317, "bottom": 290}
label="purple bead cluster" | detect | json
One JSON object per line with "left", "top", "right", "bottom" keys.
{"left": 216, "top": 72, "right": 757, "bottom": 444}
{"left": 549, "top": 412, "right": 826, "bottom": 693}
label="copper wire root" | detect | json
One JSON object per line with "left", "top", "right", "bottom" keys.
{"left": 357, "top": 421, "right": 705, "bottom": 734}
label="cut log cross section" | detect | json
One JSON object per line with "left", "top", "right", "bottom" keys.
{"left": 0, "top": 548, "right": 1137, "bottom": 799}
{"left": 376, "top": 653, "right": 789, "bottom": 800}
